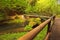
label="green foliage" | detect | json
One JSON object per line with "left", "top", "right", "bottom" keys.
{"left": 34, "top": 25, "right": 48, "bottom": 40}
{"left": 24, "top": 25, "right": 33, "bottom": 31}
{"left": 34, "top": 18, "right": 41, "bottom": 24}
{"left": 0, "top": 26, "right": 48, "bottom": 40}
{"left": 0, "top": 0, "right": 29, "bottom": 14}
{"left": 57, "top": 4, "right": 60, "bottom": 15}
{"left": 8, "top": 19, "right": 25, "bottom": 24}
{"left": 0, "top": 13, "right": 5, "bottom": 21}
{"left": 0, "top": 32, "right": 27, "bottom": 40}
{"left": 0, "top": 0, "right": 28, "bottom": 8}
{"left": 33, "top": 0, "right": 57, "bottom": 15}
{"left": 0, "top": 0, "right": 57, "bottom": 15}
{"left": 24, "top": 18, "right": 41, "bottom": 31}
{"left": 28, "top": 18, "right": 41, "bottom": 24}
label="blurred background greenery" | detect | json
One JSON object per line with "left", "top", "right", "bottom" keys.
{"left": 0, "top": 0, "right": 59, "bottom": 40}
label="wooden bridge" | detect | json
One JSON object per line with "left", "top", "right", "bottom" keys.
{"left": 18, "top": 15, "right": 60, "bottom": 40}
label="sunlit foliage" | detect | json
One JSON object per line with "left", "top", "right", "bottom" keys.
{"left": 31, "top": 0, "right": 57, "bottom": 15}
{"left": 57, "top": 4, "right": 60, "bottom": 15}
{"left": 0, "top": 0, "right": 57, "bottom": 16}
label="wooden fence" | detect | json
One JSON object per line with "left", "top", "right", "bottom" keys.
{"left": 18, "top": 15, "right": 55, "bottom": 40}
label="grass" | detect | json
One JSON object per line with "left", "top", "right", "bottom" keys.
{"left": 0, "top": 25, "right": 48, "bottom": 40}
{"left": 0, "top": 32, "right": 27, "bottom": 40}
{"left": 33, "top": 25, "right": 48, "bottom": 40}
{"left": 0, "top": 17, "right": 47, "bottom": 40}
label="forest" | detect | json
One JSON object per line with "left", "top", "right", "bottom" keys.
{"left": 0, "top": 0, "right": 59, "bottom": 40}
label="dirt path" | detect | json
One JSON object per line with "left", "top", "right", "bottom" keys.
{"left": 0, "top": 27, "right": 25, "bottom": 34}
{"left": 0, "top": 23, "right": 25, "bottom": 34}
{"left": 49, "top": 18, "right": 60, "bottom": 40}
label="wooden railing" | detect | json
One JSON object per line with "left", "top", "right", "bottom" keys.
{"left": 18, "top": 15, "right": 55, "bottom": 40}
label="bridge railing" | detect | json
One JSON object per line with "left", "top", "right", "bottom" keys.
{"left": 18, "top": 15, "right": 55, "bottom": 40}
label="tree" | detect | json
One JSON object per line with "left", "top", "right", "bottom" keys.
{"left": 0, "top": 0, "right": 57, "bottom": 16}
{"left": 28, "top": 0, "right": 57, "bottom": 16}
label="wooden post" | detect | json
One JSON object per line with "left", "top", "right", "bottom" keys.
{"left": 47, "top": 20, "right": 51, "bottom": 33}
{"left": 44, "top": 16, "right": 55, "bottom": 40}
{"left": 53, "top": 16, "right": 55, "bottom": 24}
{"left": 45, "top": 20, "right": 51, "bottom": 40}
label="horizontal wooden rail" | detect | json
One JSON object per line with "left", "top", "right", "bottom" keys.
{"left": 18, "top": 16, "right": 55, "bottom": 40}
{"left": 25, "top": 15, "right": 50, "bottom": 18}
